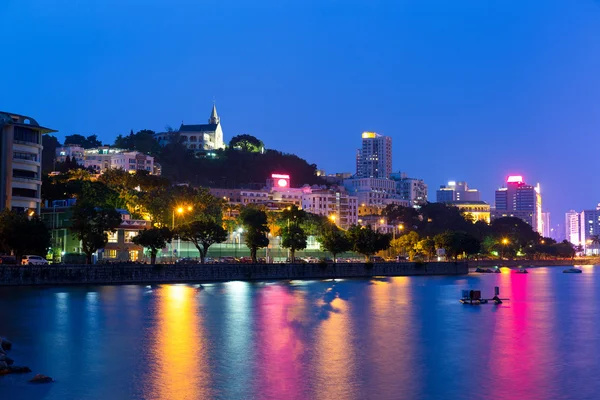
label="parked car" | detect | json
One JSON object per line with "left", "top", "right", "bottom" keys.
{"left": 371, "top": 256, "right": 385, "bottom": 263}
{"left": 175, "top": 257, "right": 199, "bottom": 264}
{"left": 21, "top": 255, "right": 49, "bottom": 265}
{"left": 0, "top": 255, "right": 17, "bottom": 265}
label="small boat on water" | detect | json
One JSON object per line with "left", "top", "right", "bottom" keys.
{"left": 460, "top": 287, "right": 508, "bottom": 305}
{"left": 563, "top": 268, "right": 582, "bottom": 274}
{"left": 515, "top": 269, "right": 529, "bottom": 274}
{"left": 475, "top": 267, "right": 494, "bottom": 273}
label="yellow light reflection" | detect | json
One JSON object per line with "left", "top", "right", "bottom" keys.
{"left": 147, "top": 285, "right": 211, "bottom": 399}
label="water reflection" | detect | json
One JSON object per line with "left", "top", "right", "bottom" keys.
{"left": 145, "top": 285, "right": 211, "bottom": 400}
{"left": 254, "top": 284, "right": 308, "bottom": 400}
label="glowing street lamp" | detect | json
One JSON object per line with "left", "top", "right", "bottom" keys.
{"left": 501, "top": 238, "right": 509, "bottom": 259}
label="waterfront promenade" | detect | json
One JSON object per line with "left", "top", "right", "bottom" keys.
{"left": 0, "top": 261, "right": 467, "bottom": 286}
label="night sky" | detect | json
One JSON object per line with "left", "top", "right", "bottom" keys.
{"left": 2, "top": 0, "right": 600, "bottom": 230}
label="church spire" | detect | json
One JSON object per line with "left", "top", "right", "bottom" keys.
{"left": 208, "top": 103, "right": 220, "bottom": 125}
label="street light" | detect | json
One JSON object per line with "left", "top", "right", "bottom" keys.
{"left": 501, "top": 238, "right": 509, "bottom": 259}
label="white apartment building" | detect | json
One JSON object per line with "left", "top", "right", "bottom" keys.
{"left": 55, "top": 144, "right": 85, "bottom": 164}
{"left": 393, "top": 173, "right": 428, "bottom": 207}
{"left": 81, "top": 147, "right": 157, "bottom": 175}
{"left": 301, "top": 189, "right": 358, "bottom": 229}
{"left": 565, "top": 210, "right": 581, "bottom": 246}
{"left": 343, "top": 177, "right": 404, "bottom": 208}
{"left": 0, "top": 111, "right": 55, "bottom": 214}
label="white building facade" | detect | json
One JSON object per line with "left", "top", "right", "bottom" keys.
{"left": 80, "top": 147, "right": 157, "bottom": 175}
{"left": 154, "top": 104, "right": 225, "bottom": 153}
{"left": 55, "top": 145, "right": 85, "bottom": 165}
{"left": 0, "top": 111, "right": 55, "bottom": 214}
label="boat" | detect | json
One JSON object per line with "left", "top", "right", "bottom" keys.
{"left": 475, "top": 267, "right": 494, "bottom": 273}
{"left": 563, "top": 268, "right": 582, "bottom": 274}
{"left": 460, "top": 287, "right": 508, "bottom": 305}
{"left": 515, "top": 269, "right": 529, "bottom": 274}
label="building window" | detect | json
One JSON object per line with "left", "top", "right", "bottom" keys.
{"left": 124, "top": 231, "right": 138, "bottom": 243}
{"left": 11, "top": 187, "right": 37, "bottom": 198}
{"left": 106, "top": 249, "right": 117, "bottom": 258}
{"left": 13, "top": 127, "right": 40, "bottom": 144}
{"left": 13, "top": 152, "right": 38, "bottom": 162}
{"left": 190, "top": 144, "right": 196, "bottom": 149}
{"left": 12, "top": 169, "right": 38, "bottom": 180}
{"left": 189, "top": 136, "right": 197, "bottom": 142}
{"left": 107, "top": 231, "right": 118, "bottom": 243}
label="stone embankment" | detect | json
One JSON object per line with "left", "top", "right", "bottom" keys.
{"left": 0, "top": 337, "right": 52, "bottom": 383}
{"left": 0, "top": 262, "right": 467, "bottom": 286}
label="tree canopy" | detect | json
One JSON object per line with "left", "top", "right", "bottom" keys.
{"left": 229, "top": 134, "right": 264, "bottom": 152}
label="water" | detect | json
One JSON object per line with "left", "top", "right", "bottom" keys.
{"left": 1, "top": 266, "right": 599, "bottom": 400}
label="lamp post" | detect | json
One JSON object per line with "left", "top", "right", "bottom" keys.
{"left": 501, "top": 238, "right": 509, "bottom": 259}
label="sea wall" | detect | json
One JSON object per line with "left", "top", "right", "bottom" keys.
{"left": 0, "top": 262, "right": 467, "bottom": 286}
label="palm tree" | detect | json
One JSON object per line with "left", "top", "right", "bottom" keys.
{"left": 588, "top": 235, "right": 600, "bottom": 255}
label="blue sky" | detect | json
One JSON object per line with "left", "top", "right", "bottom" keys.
{"left": 2, "top": 0, "right": 600, "bottom": 232}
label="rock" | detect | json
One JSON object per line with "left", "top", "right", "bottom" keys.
{"left": 0, "top": 338, "right": 12, "bottom": 351}
{"left": 29, "top": 374, "right": 53, "bottom": 384}
{"left": 9, "top": 365, "right": 31, "bottom": 373}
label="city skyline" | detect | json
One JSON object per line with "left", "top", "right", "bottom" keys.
{"left": 3, "top": 0, "right": 600, "bottom": 224}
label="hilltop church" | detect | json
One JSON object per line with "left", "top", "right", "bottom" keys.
{"left": 155, "top": 104, "right": 226, "bottom": 153}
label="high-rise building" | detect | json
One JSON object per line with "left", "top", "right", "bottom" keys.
{"left": 541, "top": 212, "right": 550, "bottom": 238}
{"left": 492, "top": 175, "right": 543, "bottom": 232}
{"left": 355, "top": 132, "right": 392, "bottom": 179}
{"left": 436, "top": 181, "right": 481, "bottom": 203}
{"left": 154, "top": 104, "right": 225, "bottom": 153}
{"left": 0, "top": 111, "right": 56, "bottom": 214}
{"left": 565, "top": 210, "right": 581, "bottom": 246}
{"left": 580, "top": 204, "right": 600, "bottom": 255}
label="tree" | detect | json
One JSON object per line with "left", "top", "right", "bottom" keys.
{"left": 317, "top": 225, "right": 351, "bottom": 262}
{"left": 347, "top": 225, "right": 392, "bottom": 261}
{"left": 240, "top": 207, "right": 270, "bottom": 263}
{"left": 65, "top": 134, "right": 102, "bottom": 149}
{"left": 42, "top": 135, "right": 61, "bottom": 173}
{"left": 391, "top": 231, "right": 420, "bottom": 260}
{"left": 0, "top": 210, "right": 51, "bottom": 261}
{"left": 415, "top": 237, "right": 436, "bottom": 261}
{"left": 70, "top": 205, "right": 122, "bottom": 264}
{"left": 132, "top": 227, "right": 173, "bottom": 265}
{"left": 177, "top": 220, "right": 227, "bottom": 264}
{"left": 281, "top": 225, "right": 307, "bottom": 262}
{"left": 434, "top": 231, "right": 480, "bottom": 260}
{"left": 229, "top": 134, "right": 264, "bottom": 152}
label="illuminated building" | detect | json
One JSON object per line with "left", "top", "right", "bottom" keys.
{"left": 492, "top": 175, "right": 543, "bottom": 232}
{"left": 0, "top": 111, "right": 56, "bottom": 214}
{"left": 391, "top": 172, "right": 428, "bottom": 207}
{"left": 55, "top": 144, "right": 85, "bottom": 165}
{"left": 302, "top": 189, "right": 358, "bottom": 229}
{"left": 565, "top": 210, "right": 581, "bottom": 246}
{"left": 81, "top": 147, "right": 158, "bottom": 175}
{"left": 541, "top": 212, "right": 551, "bottom": 238}
{"left": 580, "top": 204, "right": 600, "bottom": 255}
{"left": 356, "top": 131, "right": 392, "bottom": 179}
{"left": 343, "top": 177, "right": 408, "bottom": 214}
{"left": 448, "top": 201, "right": 491, "bottom": 223}
{"left": 154, "top": 104, "right": 225, "bottom": 153}
{"left": 436, "top": 181, "right": 481, "bottom": 202}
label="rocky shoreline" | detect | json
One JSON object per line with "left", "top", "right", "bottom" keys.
{"left": 0, "top": 337, "right": 53, "bottom": 383}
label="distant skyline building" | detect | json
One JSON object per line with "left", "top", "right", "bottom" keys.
{"left": 565, "top": 210, "right": 581, "bottom": 246}
{"left": 580, "top": 204, "right": 600, "bottom": 255}
{"left": 355, "top": 132, "right": 392, "bottom": 179}
{"left": 436, "top": 181, "right": 481, "bottom": 203}
{"left": 391, "top": 172, "right": 428, "bottom": 207}
{"left": 154, "top": 104, "right": 225, "bottom": 153}
{"left": 0, "top": 111, "right": 55, "bottom": 214}
{"left": 541, "top": 212, "right": 551, "bottom": 238}
{"left": 492, "top": 175, "right": 543, "bottom": 233}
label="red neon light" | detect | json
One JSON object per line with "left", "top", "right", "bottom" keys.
{"left": 507, "top": 175, "right": 523, "bottom": 184}
{"left": 272, "top": 174, "right": 290, "bottom": 179}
